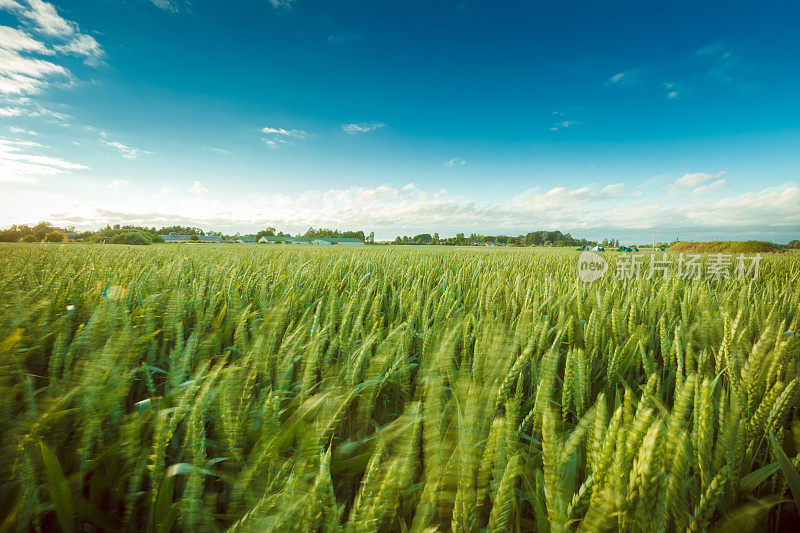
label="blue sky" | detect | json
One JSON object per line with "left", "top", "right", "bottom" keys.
{"left": 1, "top": 0, "right": 799, "bottom": 241}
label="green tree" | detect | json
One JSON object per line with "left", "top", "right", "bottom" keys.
{"left": 256, "top": 227, "right": 277, "bottom": 240}
{"left": 109, "top": 231, "right": 152, "bottom": 245}
{"left": 44, "top": 231, "right": 65, "bottom": 243}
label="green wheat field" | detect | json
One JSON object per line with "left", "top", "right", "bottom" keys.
{"left": 1, "top": 243, "right": 799, "bottom": 532}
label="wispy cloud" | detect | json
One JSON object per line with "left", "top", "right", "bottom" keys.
{"left": 16, "top": 178, "right": 798, "bottom": 241}
{"left": 204, "top": 146, "right": 230, "bottom": 155}
{"left": 54, "top": 34, "right": 104, "bottom": 65}
{"left": 444, "top": 157, "right": 465, "bottom": 168}
{"left": 0, "top": 1, "right": 104, "bottom": 93}
{"left": 0, "top": 96, "right": 68, "bottom": 118}
{"left": 695, "top": 41, "right": 751, "bottom": 87}
{"left": 0, "top": 138, "right": 87, "bottom": 183}
{"left": 107, "top": 179, "right": 129, "bottom": 189}
{"left": 691, "top": 179, "right": 726, "bottom": 196}
{"left": 150, "top": 0, "right": 178, "bottom": 12}
{"left": 8, "top": 125, "right": 35, "bottom": 134}
{"left": 663, "top": 82, "right": 679, "bottom": 99}
{"left": 98, "top": 132, "right": 146, "bottom": 159}
{"left": 189, "top": 180, "right": 208, "bottom": 195}
{"left": 606, "top": 69, "right": 643, "bottom": 86}
{"left": 0, "top": 25, "right": 52, "bottom": 54}
{"left": 549, "top": 120, "right": 578, "bottom": 132}
{"left": 261, "top": 126, "right": 307, "bottom": 138}
{"left": 260, "top": 125, "right": 308, "bottom": 148}
{"left": 268, "top": 0, "right": 295, "bottom": 9}
{"left": 17, "top": 0, "right": 76, "bottom": 37}
{"left": 0, "top": 48, "right": 68, "bottom": 94}
{"left": 609, "top": 72, "right": 626, "bottom": 83}
{"left": 327, "top": 33, "right": 359, "bottom": 44}
{"left": 667, "top": 171, "right": 727, "bottom": 189}
{"left": 342, "top": 122, "right": 386, "bottom": 135}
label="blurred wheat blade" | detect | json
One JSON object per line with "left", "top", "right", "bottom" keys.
{"left": 0, "top": 243, "right": 798, "bottom": 532}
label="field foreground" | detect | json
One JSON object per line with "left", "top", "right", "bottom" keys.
{"left": 1, "top": 244, "right": 799, "bottom": 532}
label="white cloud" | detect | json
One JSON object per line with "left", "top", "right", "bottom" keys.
{"left": 0, "top": 138, "right": 87, "bottom": 183}
{"left": 0, "top": 2, "right": 104, "bottom": 95}
{"left": 0, "top": 106, "right": 23, "bottom": 116}
{"left": 690, "top": 179, "right": 726, "bottom": 196}
{"left": 0, "top": 48, "right": 68, "bottom": 94}
{"left": 268, "top": 0, "right": 295, "bottom": 9}
{"left": 150, "top": 0, "right": 178, "bottom": 11}
{"left": 20, "top": 0, "right": 76, "bottom": 37}
{"left": 342, "top": 122, "right": 386, "bottom": 135}
{"left": 8, "top": 125, "right": 34, "bottom": 134}
{"left": 0, "top": 1, "right": 24, "bottom": 10}
{"left": 4, "top": 177, "right": 798, "bottom": 242}
{"left": 261, "top": 126, "right": 307, "bottom": 138}
{"left": 444, "top": 157, "right": 465, "bottom": 168}
{"left": 204, "top": 146, "right": 230, "bottom": 154}
{"left": 686, "top": 185, "right": 800, "bottom": 229}
{"left": 54, "top": 34, "right": 103, "bottom": 64}
{"left": 0, "top": 26, "right": 51, "bottom": 54}
{"left": 107, "top": 179, "right": 129, "bottom": 189}
{"left": 189, "top": 180, "right": 207, "bottom": 195}
{"left": 260, "top": 126, "right": 307, "bottom": 148}
{"left": 0, "top": 97, "right": 67, "bottom": 118}
{"left": 98, "top": 133, "right": 143, "bottom": 159}
{"left": 668, "top": 171, "right": 726, "bottom": 189}
{"left": 606, "top": 69, "right": 644, "bottom": 86}
{"left": 549, "top": 120, "right": 578, "bottom": 131}
{"left": 601, "top": 183, "right": 626, "bottom": 196}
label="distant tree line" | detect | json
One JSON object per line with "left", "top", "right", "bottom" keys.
{"left": 6, "top": 222, "right": 798, "bottom": 248}
{"left": 0, "top": 222, "right": 375, "bottom": 244}
{"left": 155, "top": 225, "right": 223, "bottom": 237}
{"left": 0, "top": 222, "right": 64, "bottom": 242}
{"left": 250, "top": 227, "right": 375, "bottom": 243}
{"left": 392, "top": 230, "right": 603, "bottom": 247}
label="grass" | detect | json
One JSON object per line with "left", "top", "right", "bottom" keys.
{"left": 0, "top": 242, "right": 799, "bottom": 531}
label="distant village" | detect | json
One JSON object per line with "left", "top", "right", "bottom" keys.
{"left": 160, "top": 234, "right": 364, "bottom": 245}
{"left": 0, "top": 222, "right": 690, "bottom": 249}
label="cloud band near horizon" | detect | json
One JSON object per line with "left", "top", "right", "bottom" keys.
{"left": 2, "top": 177, "right": 798, "bottom": 243}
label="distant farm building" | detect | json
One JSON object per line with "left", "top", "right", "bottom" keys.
{"left": 237, "top": 236, "right": 256, "bottom": 243}
{"left": 257, "top": 236, "right": 364, "bottom": 245}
